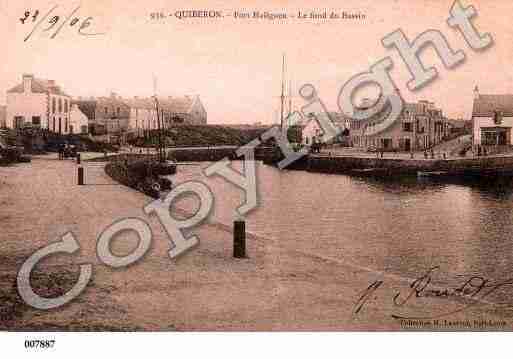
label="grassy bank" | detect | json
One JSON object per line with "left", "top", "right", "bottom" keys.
{"left": 129, "top": 125, "right": 269, "bottom": 147}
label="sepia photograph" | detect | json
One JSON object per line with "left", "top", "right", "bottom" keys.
{"left": 1, "top": 0, "right": 513, "bottom": 356}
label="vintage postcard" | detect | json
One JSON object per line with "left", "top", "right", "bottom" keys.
{"left": 1, "top": 0, "right": 513, "bottom": 348}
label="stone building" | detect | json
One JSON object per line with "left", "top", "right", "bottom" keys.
{"left": 348, "top": 97, "right": 450, "bottom": 151}
{"left": 123, "top": 97, "right": 159, "bottom": 133}
{"left": 125, "top": 95, "right": 207, "bottom": 132}
{"left": 75, "top": 94, "right": 207, "bottom": 135}
{"left": 6, "top": 74, "right": 72, "bottom": 134}
{"left": 69, "top": 104, "right": 89, "bottom": 134}
{"left": 74, "top": 93, "right": 130, "bottom": 135}
{"left": 0, "top": 106, "right": 6, "bottom": 128}
{"left": 160, "top": 95, "right": 207, "bottom": 126}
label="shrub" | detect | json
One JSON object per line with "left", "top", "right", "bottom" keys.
{"left": 105, "top": 159, "right": 173, "bottom": 199}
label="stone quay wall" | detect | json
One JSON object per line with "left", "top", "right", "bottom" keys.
{"left": 168, "top": 147, "right": 275, "bottom": 162}
{"left": 265, "top": 153, "right": 513, "bottom": 177}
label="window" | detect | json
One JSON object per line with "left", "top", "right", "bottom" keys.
{"left": 52, "top": 98, "right": 56, "bottom": 114}
{"left": 403, "top": 122, "right": 413, "bottom": 132}
{"left": 14, "top": 116, "right": 24, "bottom": 129}
{"left": 105, "top": 107, "right": 108, "bottom": 116}
{"left": 172, "top": 116, "right": 184, "bottom": 124}
{"left": 32, "top": 116, "right": 41, "bottom": 126}
{"left": 58, "top": 98, "right": 62, "bottom": 113}
{"left": 116, "top": 107, "right": 120, "bottom": 116}
{"left": 64, "top": 99, "right": 68, "bottom": 113}
{"left": 416, "top": 121, "right": 424, "bottom": 133}
{"left": 65, "top": 119, "right": 68, "bottom": 133}
{"left": 493, "top": 110, "right": 503, "bottom": 125}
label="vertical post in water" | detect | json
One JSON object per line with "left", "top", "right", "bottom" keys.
{"left": 78, "top": 166, "right": 84, "bottom": 186}
{"left": 233, "top": 217, "right": 246, "bottom": 258}
{"left": 76, "top": 153, "right": 81, "bottom": 165}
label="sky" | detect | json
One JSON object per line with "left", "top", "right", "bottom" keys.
{"left": 0, "top": 0, "right": 512, "bottom": 124}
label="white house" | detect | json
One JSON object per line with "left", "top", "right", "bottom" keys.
{"left": 472, "top": 86, "right": 513, "bottom": 146}
{"left": 6, "top": 74, "right": 72, "bottom": 134}
{"left": 69, "top": 104, "right": 89, "bottom": 134}
{"left": 301, "top": 115, "right": 323, "bottom": 146}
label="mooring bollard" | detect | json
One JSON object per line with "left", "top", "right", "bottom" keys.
{"left": 233, "top": 218, "right": 246, "bottom": 258}
{"left": 78, "top": 166, "right": 84, "bottom": 185}
{"left": 76, "top": 153, "right": 81, "bottom": 165}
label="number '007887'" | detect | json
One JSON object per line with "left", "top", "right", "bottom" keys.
{"left": 24, "top": 340, "right": 56, "bottom": 349}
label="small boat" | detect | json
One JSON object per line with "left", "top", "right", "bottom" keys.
{"left": 417, "top": 171, "right": 449, "bottom": 177}
{"left": 350, "top": 168, "right": 390, "bottom": 176}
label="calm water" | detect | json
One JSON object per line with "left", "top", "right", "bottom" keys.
{"left": 172, "top": 162, "right": 513, "bottom": 297}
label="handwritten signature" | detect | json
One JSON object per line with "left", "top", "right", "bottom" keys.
{"left": 20, "top": 5, "right": 106, "bottom": 42}
{"left": 353, "top": 266, "right": 513, "bottom": 319}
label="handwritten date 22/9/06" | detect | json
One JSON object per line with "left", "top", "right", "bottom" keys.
{"left": 20, "top": 5, "right": 106, "bottom": 42}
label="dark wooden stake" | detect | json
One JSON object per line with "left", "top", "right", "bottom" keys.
{"left": 78, "top": 166, "right": 84, "bottom": 185}
{"left": 233, "top": 219, "right": 246, "bottom": 258}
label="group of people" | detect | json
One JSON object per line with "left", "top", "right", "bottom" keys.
{"left": 373, "top": 148, "right": 448, "bottom": 159}
{"left": 58, "top": 143, "right": 76, "bottom": 160}
{"left": 476, "top": 145, "right": 488, "bottom": 157}
{"left": 422, "top": 149, "right": 446, "bottom": 159}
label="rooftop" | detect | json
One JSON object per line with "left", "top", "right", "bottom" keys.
{"left": 7, "top": 76, "right": 70, "bottom": 97}
{"left": 472, "top": 94, "right": 513, "bottom": 117}
{"left": 123, "top": 96, "right": 196, "bottom": 113}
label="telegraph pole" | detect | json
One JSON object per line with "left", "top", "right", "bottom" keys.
{"left": 153, "top": 75, "right": 164, "bottom": 162}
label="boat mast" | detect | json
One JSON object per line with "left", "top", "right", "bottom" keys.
{"left": 153, "top": 74, "right": 164, "bottom": 162}
{"left": 280, "top": 53, "right": 285, "bottom": 132}
{"left": 288, "top": 79, "right": 292, "bottom": 116}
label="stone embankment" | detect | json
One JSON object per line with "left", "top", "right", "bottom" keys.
{"left": 167, "top": 146, "right": 275, "bottom": 162}
{"left": 264, "top": 152, "right": 513, "bottom": 177}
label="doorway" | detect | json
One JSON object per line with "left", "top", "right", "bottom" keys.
{"left": 404, "top": 138, "right": 411, "bottom": 152}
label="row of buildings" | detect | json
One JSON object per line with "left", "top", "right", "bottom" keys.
{"left": 299, "top": 86, "right": 513, "bottom": 152}
{"left": 298, "top": 95, "right": 455, "bottom": 151}
{"left": 2, "top": 74, "right": 207, "bottom": 135}
{"left": 346, "top": 98, "right": 452, "bottom": 151}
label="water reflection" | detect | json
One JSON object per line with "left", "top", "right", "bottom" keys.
{"left": 173, "top": 162, "right": 513, "bottom": 302}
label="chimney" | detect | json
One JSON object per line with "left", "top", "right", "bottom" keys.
{"left": 22, "top": 74, "right": 34, "bottom": 93}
